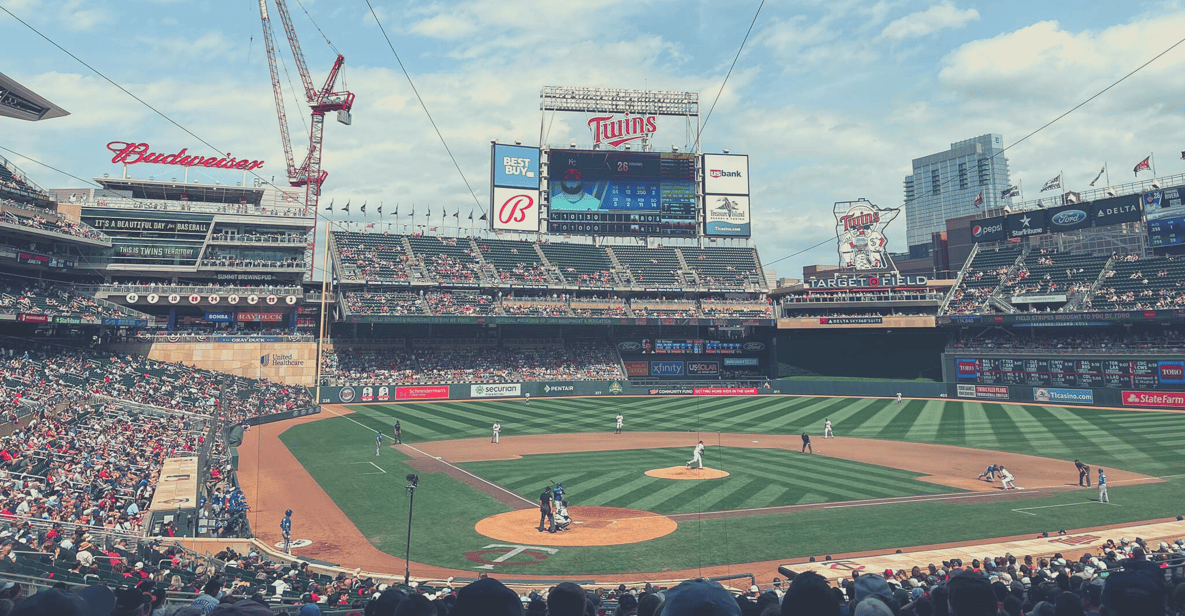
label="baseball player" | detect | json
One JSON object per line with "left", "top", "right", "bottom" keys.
{"left": 280, "top": 509, "right": 292, "bottom": 554}
{"left": 999, "top": 467, "right": 1016, "bottom": 490}
{"left": 615, "top": 413, "right": 623, "bottom": 435}
{"left": 977, "top": 464, "right": 1000, "bottom": 482}
{"left": 823, "top": 419, "right": 833, "bottom": 439}
{"left": 686, "top": 440, "right": 705, "bottom": 470}
{"left": 1098, "top": 468, "right": 1108, "bottom": 503}
{"left": 394, "top": 421, "right": 402, "bottom": 445}
{"left": 896, "top": 392, "right": 902, "bottom": 404}
{"left": 524, "top": 393, "right": 530, "bottom": 406}
{"left": 537, "top": 486, "right": 555, "bottom": 533}
{"left": 375, "top": 430, "right": 383, "bottom": 456}
{"left": 801, "top": 432, "right": 812, "bottom": 453}
{"left": 1075, "top": 459, "right": 1091, "bottom": 487}
{"left": 492, "top": 421, "right": 501, "bottom": 444}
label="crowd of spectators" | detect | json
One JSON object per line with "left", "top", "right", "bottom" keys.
{"left": 1, "top": 207, "right": 105, "bottom": 242}
{"left": 0, "top": 533, "right": 1182, "bottom": 616}
{"left": 201, "top": 249, "right": 303, "bottom": 270}
{"left": 324, "top": 341, "right": 624, "bottom": 385}
{"left": 0, "top": 277, "right": 127, "bottom": 321}
{"left": 342, "top": 292, "right": 777, "bottom": 319}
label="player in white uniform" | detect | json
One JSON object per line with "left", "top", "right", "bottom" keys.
{"left": 615, "top": 413, "right": 623, "bottom": 435}
{"left": 999, "top": 467, "right": 1016, "bottom": 490}
{"left": 524, "top": 393, "right": 530, "bottom": 406}
{"left": 896, "top": 393, "right": 902, "bottom": 404}
{"left": 686, "top": 440, "right": 705, "bottom": 470}
{"left": 492, "top": 421, "right": 501, "bottom": 444}
{"left": 823, "top": 419, "right": 833, "bottom": 439}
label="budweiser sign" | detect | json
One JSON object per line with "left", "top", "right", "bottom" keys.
{"left": 106, "top": 141, "right": 265, "bottom": 171}
{"left": 587, "top": 114, "right": 656, "bottom": 148}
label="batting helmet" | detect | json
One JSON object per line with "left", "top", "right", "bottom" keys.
{"left": 285, "top": 509, "right": 293, "bottom": 516}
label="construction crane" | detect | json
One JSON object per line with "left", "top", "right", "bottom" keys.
{"left": 257, "top": 0, "right": 353, "bottom": 275}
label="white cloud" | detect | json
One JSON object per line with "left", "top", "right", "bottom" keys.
{"left": 881, "top": 2, "right": 979, "bottom": 40}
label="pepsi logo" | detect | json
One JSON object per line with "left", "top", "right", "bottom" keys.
{"left": 972, "top": 225, "right": 983, "bottom": 237}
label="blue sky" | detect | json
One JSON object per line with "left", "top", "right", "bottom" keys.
{"left": 3, "top": 0, "right": 1185, "bottom": 281}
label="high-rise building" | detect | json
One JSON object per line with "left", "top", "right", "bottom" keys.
{"left": 903, "top": 134, "right": 1010, "bottom": 259}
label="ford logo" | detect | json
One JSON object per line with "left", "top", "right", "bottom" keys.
{"left": 1051, "top": 210, "right": 1086, "bottom": 226}
{"left": 618, "top": 342, "right": 642, "bottom": 351}
{"left": 742, "top": 342, "right": 766, "bottom": 351}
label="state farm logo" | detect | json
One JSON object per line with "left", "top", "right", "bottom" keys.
{"left": 587, "top": 113, "right": 656, "bottom": 147}
{"left": 709, "top": 169, "right": 742, "bottom": 178}
{"left": 498, "top": 193, "right": 535, "bottom": 224}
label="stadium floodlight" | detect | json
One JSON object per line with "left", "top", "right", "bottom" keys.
{"left": 540, "top": 86, "right": 699, "bottom": 117}
{"left": 1152, "top": 180, "right": 1161, "bottom": 189}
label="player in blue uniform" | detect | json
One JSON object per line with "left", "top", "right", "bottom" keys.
{"left": 376, "top": 430, "right": 383, "bottom": 456}
{"left": 977, "top": 464, "right": 1001, "bottom": 482}
{"left": 280, "top": 509, "right": 292, "bottom": 554}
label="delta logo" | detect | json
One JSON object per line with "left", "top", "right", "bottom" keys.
{"left": 709, "top": 169, "right": 743, "bottom": 178}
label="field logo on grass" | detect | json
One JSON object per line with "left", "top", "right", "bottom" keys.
{"left": 471, "top": 383, "right": 521, "bottom": 398}
{"left": 609, "top": 381, "right": 623, "bottom": 395}
{"left": 338, "top": 387, "right": 356, "bottom": 403}
{"left": 464, "top": 543, "right": 557, "bottom": 568}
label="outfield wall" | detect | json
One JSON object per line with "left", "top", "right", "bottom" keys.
{"left": 110, "top": 340, "right": 316, "bottom": 386}
{"left": 312, "top": 379, "right": 946, "bottom": 405}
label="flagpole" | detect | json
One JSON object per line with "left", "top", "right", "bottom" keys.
{"left": 1151, "top": 153, "right": 1157, "bottom": 179}
{"left": 1105, "top": 163, "right": 1110, "bottom": 189}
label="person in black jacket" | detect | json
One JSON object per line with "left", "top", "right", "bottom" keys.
{"left": 1075, "top": 459, "right": 1091, "bottom": 487}
{"left": 537, "top": 487, "right": 555, "bottom": 533}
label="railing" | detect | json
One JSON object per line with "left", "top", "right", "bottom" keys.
{"left": 134, "top": 332, "right": 313, "bottom": 342}
{"left": 79, "top": 284, "right": 304, "bottom": 296}
{"left": 209, "top": 234, "right": 308, "bottom": 245}
{"left": 984, "top": 171, "right": 1185, "bottom": 214}
{"left": 82, "top": 196, "right": 312, "bottom": 218}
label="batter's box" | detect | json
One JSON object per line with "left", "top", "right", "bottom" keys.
{"left": 1049, "top": 534, "right": 1101, "bottom": 546}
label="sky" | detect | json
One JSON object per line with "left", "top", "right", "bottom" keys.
{"left": 4, "top": 0, "right": 1185, "bottom": 282}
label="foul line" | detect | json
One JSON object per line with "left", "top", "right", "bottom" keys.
{"left": 820, "top": 491, "right": 1016, "bottom": 510}
{"left": 1012, "top": 501, "right": 1117, "bottom": 516}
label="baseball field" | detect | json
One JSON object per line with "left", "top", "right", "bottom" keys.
{"left": 253, "top": 395, "right": 1185, "bottom": 577}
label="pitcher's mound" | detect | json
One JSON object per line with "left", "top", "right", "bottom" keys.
{"left": 645, "top": 466, "right": 730, "bottom": 480}
{"left": 475, "top": 506, "right": 676, "bottom": 546}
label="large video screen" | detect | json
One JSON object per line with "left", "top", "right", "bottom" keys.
{"left": 1144, "top": 186, "right": 1185, "bottom": 248}
{"left": 956, "top": 356, "right": 1185, "bottom": 390}
{"left": 547, "top": 150, "right": 696, "bottom": 236}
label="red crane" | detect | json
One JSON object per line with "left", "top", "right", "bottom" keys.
{"left": 257, "top": 0, "right": 353, "bottom": 274}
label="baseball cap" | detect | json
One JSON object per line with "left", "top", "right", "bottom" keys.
{"left": 658, "top": 579, "right": 741, "bottom": 616}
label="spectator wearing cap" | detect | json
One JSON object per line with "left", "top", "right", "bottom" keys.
{"left": 772, "top": 577, "right": 784, "bottom": 599}
{"left": 450, "top": 577, "right": 522, "bottom": 616}
{"left": 781, "top": 571, "right": 839, "bottom": 616}
{"left": 660, "top": 579, "right": 740, "bottom": 616}
{"left": 548, "top": 582, "right": 586, "bottom": 616}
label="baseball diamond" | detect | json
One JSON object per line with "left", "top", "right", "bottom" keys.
{"left": 240, "top": 395, "right": 1185, "bottom": 580}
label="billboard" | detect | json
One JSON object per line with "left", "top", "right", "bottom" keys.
{"left": 491, "top": 144, "right": 540, "bottom": 189}
{"left": 704, "top": 195, "right": 751, "bottom": 237}
{"left": 1144, "top": 186, "right": 1185, "bottom": 248}
{"left": 703, "top": 154, "right": 749, "bottom": 195}
{"left": 547, "top": 149, "right": 697, "bottom": 237}
{"left": 491, "top": 187, "right": 540, "bottom": 232}
{"left": 1005, "top": 209, "right": 1047, "bottom": 239}
{"left": 834, "top": 199, "right": 899, "bottom": 269}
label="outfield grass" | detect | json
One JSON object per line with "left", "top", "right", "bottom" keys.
{"left": 276, "top": 397, "right": 1185, "bottom": 574}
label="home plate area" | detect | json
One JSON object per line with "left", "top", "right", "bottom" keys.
{"left": 474, "top": 506, "right": 677, "bottom": 546}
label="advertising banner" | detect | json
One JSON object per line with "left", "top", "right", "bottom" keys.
{"left": 834, "top": 199, "right": 899, "bottom": 270}
{"left": 470, "top": 383, "right": 522, "bottom": 398}
{"left": 396, "top": 386, "right": 449, "bottom": 400}
{"left": 236, "top": 312, "right": 285, "bottom": 322}
{"left": 491, "top": 186, "right": 540, "bottom": 232}
{"left": 686, "top": 361, "right": 719, "bottom": 376}
{"left": 956, "top": 384, "right": 976, "bottom": 398}
{"left": 693, "top": 387, "right": 758, "bottom": 395}
{"left": 205, "top": 312, "right": 232, "bottom": 322}
{"left": 974, "top": 385, "right": 1009, "bottom": 400}
{"left": 956, "top": 359, "right": 979, "bottom": 380}
{"left": 624, "top": 361, "right": 650, "bottom": 376}
{"left": 650, "top": 361, "right": 685, "bottom": 376}
{"left": 1122, "top": 391, "right": 1185, "bottom": 408}
{"left": 970, "top": 217, "right": 1006, "bottom": 243}
{"left": 1005, "top": 209, "right": 1048, "bottom": 239}
{"left": 703, "top": 154, "right": 750, "bottom": 195}
{"left": 1158, "top": 361, "right": 1185, "bottom": 385}
{"left": 1091, "top": 194, "right": 1143, "bottom": 226}
{"left": 1033, "top": 388, "right": 1094, "bottom": 404}
{"left": 723, "top": 357, "right": 760, "bottom": 366}
{"left": 542, "top": 383, "right": 575, "bottom": 395}
{"left": 819, "top": 316, "right": 882, "bottom": 325}
{"left": 16, "top": 313, "right": 49, "bottom": 323}
{"left": 704, "top": 194, "right": 751, "bottom": 237}
{"left": 491, "top": 144, "right": 540, "bottom": 189}
{"left": 648, "top": 387, "right": 693, "bottom": 395}
{"left": 1045, "top": 204, "right": 1092, "bottom": 232}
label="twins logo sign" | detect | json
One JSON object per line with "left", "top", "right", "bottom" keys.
{"left": 834, "top": 199, "right": 900, "bottom": 270}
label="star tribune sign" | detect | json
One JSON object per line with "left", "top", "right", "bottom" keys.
{"left": 834, "top": 199, "right": 900, "bottom": 270}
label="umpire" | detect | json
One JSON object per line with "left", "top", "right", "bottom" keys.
{"left": 1075, "top": 459, "right": 1091, "bottom": 487}
{"left": 537, "top": 487, "right": 555, "bottom": 533}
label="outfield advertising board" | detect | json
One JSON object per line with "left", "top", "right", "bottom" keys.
{"left": 1033, "top": 387, "right": 1094, "bottom": 404}
{"left": 694, "top": 387, "right": 758, "bottom": 396}
{"left": 470, "top": 383, "right": 522, "bottom": 398}
{"left": 955, "top": 384, "right": 1009, "bottom": 400}
{"left": 1121, "top": 391, "right": 1185, "bottom": 408}
{"left": 396, "top": 386, "right": 450, "bottom": 400}
{"left": 650, "top": 361, "right": 685, "bottom": 376}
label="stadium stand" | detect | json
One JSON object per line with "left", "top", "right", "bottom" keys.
{"left": 0, "top": 275, "right": 139, "bottom": 321}
{"left": 479, "top": 238, "right": 556, "bottom": 285}
{"left": 1089, "top": 254, "right": 1185, "bottom": 310}
{"left": 608, "top": 245, "right": 684, "bottom": 287}
{"left": 408, "top": 235, "right": 483, "bottom": 284}
{"left": 1, "top": 203, "right": 107, "bottom": 242}
{"left": 680, "top": 246, "right": 766, "bottom": 289}
{"left": 538, "top": 241, "right": 619, "bottom": 287}
{"left": 333, "top": 231, "right": 415, "bottom": 282}
{"left": 944, "top": 246, "right": 1023, "bottom": 314}
{"left": 1001, "top": 251, "right": 1109, "bottom": 301}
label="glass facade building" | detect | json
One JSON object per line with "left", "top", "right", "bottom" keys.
{"left": 904, "top": 134, "right": 1010, "bottom": 258}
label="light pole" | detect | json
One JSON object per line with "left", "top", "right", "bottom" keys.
{"left": 404, "top": 473, "right": 418, "bottom": 585}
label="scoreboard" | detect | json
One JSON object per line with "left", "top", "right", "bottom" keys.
{"left": 956, "top": 356, "right": 1185, "bottom": 389}
{"left": 547, "top": 150, "right": 697, "bottom": 237}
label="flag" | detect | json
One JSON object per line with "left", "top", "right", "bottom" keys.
{"left": 1089, "top": 165, "right": 1105, "bottom": 187}
{"left": 1001, "top": 186, "right": 1020, "bottom": 199}
{"left": 366, "top": 223, "right": 375, "bottom": 229}
{"left": 468, "top": 210, "right": 473, "bottom": 220}
{"left": 479, "top": 212, "right": 488, "bottom": 221}
{"left": 342, "top": 200, "right": 350, "bottom": 213}
{"left": 324, "top": 199, "right": 333, "bottom": 211}
{"left": 453, "top": 211, "right": 459, "bottom": 218}
{"left": 426, "top": 208, "right": 431, "bottom": 218}
{"left": 408, "top": 207, "right": 414, "bottom": 218}
{"left": 1040, "top": 173, "right": 1062, "bottom": 192}
{"left": 973, "top": 191, "right": 983, "bottom": 208}
{"left": 1134, "top": 155, "right": 1151, "bottom": 176}
{"left": 360, "top": 202, "right": 367, "bottom": 214}
{"left": 377, "top": 203, "right": 383, "bottom": 216}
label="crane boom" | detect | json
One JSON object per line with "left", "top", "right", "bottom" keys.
{"left": 257, "top": 0, "right": 298, "bottom": 183}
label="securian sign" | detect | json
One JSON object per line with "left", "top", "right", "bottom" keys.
{"left": 107, "top": 141, "right": 265, "bottom": 171}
